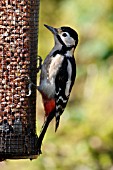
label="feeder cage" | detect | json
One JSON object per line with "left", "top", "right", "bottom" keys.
{"left": 0, "top": 0, "right": 40, "bottom": 160}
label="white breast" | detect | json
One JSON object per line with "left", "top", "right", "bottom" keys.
{"left": 39, "top": 54, "right": 64, "bottom": 99}
{"left": 48, "top": 54, "right": 64, "bottom": 84}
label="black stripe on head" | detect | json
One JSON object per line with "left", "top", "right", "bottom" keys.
{"left": 56, "top": 34, "right": 75, "bottom": 54}
{"left": 56, "top": 34, "right": 66, "bottom": 47}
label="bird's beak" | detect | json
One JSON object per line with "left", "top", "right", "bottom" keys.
{"left": 44, "top": 24, "right": 58, "bottom": 35}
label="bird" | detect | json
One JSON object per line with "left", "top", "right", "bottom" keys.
{"left": 37, "top": 24, "right": 78, "bottom": 154}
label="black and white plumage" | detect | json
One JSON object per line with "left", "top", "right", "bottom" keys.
{"left": 38, "top": 24, "right": 78, "bottom": 154}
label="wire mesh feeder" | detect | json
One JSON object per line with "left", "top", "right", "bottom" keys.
{"left": 0, "top": 0, "right": 40, "bottom": 160}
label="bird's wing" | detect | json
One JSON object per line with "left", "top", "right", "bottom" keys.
{"left": 55, "top": 56, "right": 76, "bottom": 131}
{"left": 55, "top": 57, "right": 69, "bottom": 131}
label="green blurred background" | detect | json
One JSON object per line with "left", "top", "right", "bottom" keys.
{"left": 1, "top": 0, "right": 113, "bottom": 169}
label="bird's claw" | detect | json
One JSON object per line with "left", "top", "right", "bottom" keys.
{"left": 26, "top": 82, "right": 33, "bottom": 96}
{"left": 25, "top": 56, "right": 42, "bottom": 96}
{"left": 24, "top": 76, "right": 34, "bottom": 96}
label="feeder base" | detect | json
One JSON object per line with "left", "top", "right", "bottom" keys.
{"left": 0, "top": 134, "right": 39, "bottom": 160}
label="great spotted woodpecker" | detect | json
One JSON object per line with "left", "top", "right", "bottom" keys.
{"left": 38, "top": 24, "right": 78, "bottom": 154}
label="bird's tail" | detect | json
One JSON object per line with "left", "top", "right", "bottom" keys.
{"left": 55, "top": 112, "right": 60, "bottom": 132}
{"left": 37, "top": 109, "right": 55, "bottom": 154}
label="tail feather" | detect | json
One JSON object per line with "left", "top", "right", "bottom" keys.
{"left": 55, "top": 115, "right": 60, "bottom": 132}
{"left": 55, "top": 112, "right": 60, "bottom": 132}
{"left": 38, "top": 109, "right": 62, "bottom": 153}
{"left": 37, "top": 109, "right": 55, "bottom": 154}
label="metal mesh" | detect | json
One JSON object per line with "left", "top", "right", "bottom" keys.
{"left": 0, "top": 0, "right": 39, "bottom": 159}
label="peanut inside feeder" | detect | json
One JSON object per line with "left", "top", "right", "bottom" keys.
{"left": 0, "top": 0, "right": 39, "bottom": 159}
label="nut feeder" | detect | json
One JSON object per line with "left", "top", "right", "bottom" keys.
{"left": 0, "top": 0, "right": 40, "bottom": 160}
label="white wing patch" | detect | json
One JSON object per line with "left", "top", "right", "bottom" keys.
{"left": 48, "top": 54, "right": 64, "bottom": 83}
{"left": 65, "top": 60, "right": 72, "bottom": 97}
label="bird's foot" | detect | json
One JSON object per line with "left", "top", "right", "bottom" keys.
{"left": 24, "top": 56, "right": 42, "bottom": 96}
{"left": 24, "top": 76, "right": 36, "bottom": 96}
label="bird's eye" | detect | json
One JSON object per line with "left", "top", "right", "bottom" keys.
{"left": 62, "top": 33, "right": 68, "bottom": 37}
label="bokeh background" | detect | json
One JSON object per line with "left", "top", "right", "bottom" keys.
{"left": 1, "top": 0, "right": 113, "bottom": 169}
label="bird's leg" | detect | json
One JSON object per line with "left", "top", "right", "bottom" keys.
{"left": 26, "top": 79, "right": 41, "bottom": 96}
{"left": 37, "top": 110, "right": 55, "bottom": 155}
{"left": 25, "top": 76, "right": 37, "bottom": 96}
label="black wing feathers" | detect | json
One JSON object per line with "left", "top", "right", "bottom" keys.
{"left": 55, "top": 56, "right": 76, "bottom": 131}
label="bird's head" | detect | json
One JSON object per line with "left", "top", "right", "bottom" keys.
{"left": 44, "top": 24, "right": 78, "bottom": 50}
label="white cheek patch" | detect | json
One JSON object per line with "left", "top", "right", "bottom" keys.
{"left": 61, "top": 36, "right": 75, "bottom": 47}
{"left": 65, "top": 60, "right": 72, "bottom": 97}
